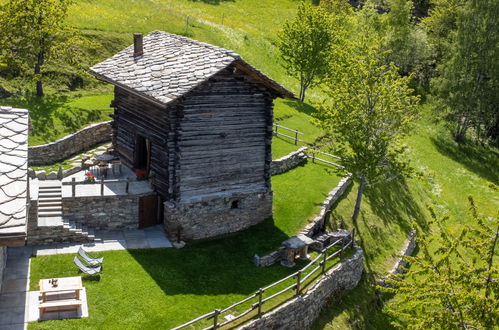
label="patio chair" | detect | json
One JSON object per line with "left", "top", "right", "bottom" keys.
{"left": 78, "top": 246, "right": 104, "bottom": 266}
{"left": 74, "top": 256, "right": 102, "bottom": 276}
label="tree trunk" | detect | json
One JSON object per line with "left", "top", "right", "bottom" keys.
{"left": 352, "top": 175, "right": 366, "bottom": 223}
{"left": 34, "top": 50, "right": 44, "bottom": 97}
{"left": 299, "top": 83, "right": 305, "bottom": 102}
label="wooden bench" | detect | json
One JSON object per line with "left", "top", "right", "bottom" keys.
{"left": 39, "top": 299, "right": 82, "bottom": 316}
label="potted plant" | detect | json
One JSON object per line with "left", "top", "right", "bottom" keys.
{"left": 84, "top": 172, "right": 96, "bottom": 184}
{"left": 135, "top": 170, "right": 148, "bottom": 181}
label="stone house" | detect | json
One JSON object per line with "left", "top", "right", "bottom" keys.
{"left": 90, "top": 31, "right": 293, "bottom": 241}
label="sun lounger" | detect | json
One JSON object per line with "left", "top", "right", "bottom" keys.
{"left": 74, "top": 256, "right": 101, "bottom": 275}
{"left": 78, "top": 247, "right": 103, "bottom": 266}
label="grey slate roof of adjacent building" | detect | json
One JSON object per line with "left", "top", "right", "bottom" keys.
{"left": 0, "top": 106, "right": 28, "bottom": 241}
{"left": 90, "top": 30, "right": 293, "bottom": 106}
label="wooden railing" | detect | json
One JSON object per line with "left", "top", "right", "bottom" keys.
{"left": 309, "top": 150, "right": 344, "bottom": 169}
{"left": 273, "top": 123, "right": 304, "bottom": 145}
{"left": 62, "top": 178, "right": 134, "bottom": 197}
{"left": 172, "top": 231, "right": 355, "bottom": 330}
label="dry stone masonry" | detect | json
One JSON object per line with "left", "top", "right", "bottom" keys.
{"left": 242, "top": 247, "right": 364, "bottom": 330}
{"left": 164, "top": 191, "right": 272, "bottom": 241}
{"left": 270, "top": 147, "right": 308, "bottom": 175}
{"left": 254, "top": 174, "right": 352, "bottom": 267}
{"left": 28, "top": 121, "right": 112, "bottom": 166}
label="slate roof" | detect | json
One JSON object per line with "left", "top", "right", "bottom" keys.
{"left": 90, "top": 30, "right": 293, "bottom": 106}
{"left": 0, "top": 106, "right": 28, "bottom": 242}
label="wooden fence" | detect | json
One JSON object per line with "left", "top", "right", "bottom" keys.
{"left": 273, "top": 123, "right": 304, "bottom": 145}
{"left": 62, "top": 177, "right": 133, "bottom": 197}
{"left": 172, "top": 232, "right": 355, "bottom": 330}
{"left": 309, "top": 151, "right": 344, "bottom": 169}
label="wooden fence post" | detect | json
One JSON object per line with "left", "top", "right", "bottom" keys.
{"left": 72, "top": 178, "right": 76, "bottom": 197}
{"left": 322, "top": 248, "right": 327, "bottom": 273}
{"left": 257, "top": 288, "right": 264, "bottom": 317}
{"left": 294, "top": 130, "right": 298, "bottom": 145}
{"left": 213, "top": 309, "right": 220, "bottom": 329}
{"left": 100, "top": 178, "right": 104, "bottom": 196}
{"left": 295, "top": 270, "right": 302, "bottom": 296}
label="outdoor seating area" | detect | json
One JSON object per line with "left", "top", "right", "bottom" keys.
{"left": 36, "top": 247, "right": 103, "bottom": 320}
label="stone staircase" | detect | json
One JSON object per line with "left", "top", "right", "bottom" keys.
{"left": 30, "top": 181, "right": 102, "bottom": 245}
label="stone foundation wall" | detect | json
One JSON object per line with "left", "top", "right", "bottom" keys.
{"left": 241, "top": 247, "right": 364, "bottom": 330}
{"left": 0, "top": 246, "right": 6, "bottom": 293}
{"left": 62, "top": 194, "right": 146, "bottom": 230}
{"left": 29, "top": 121, "right": 112, "bottom": 166}
{"left": 271, "top": 147, "right": 308, "bottom": 175}
{"left": 164, "top": 190, "right": 273, "bottom": 241}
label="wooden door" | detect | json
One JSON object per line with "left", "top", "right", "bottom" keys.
{"left": 139, "top": 194, "right": 158, "bottom": 228}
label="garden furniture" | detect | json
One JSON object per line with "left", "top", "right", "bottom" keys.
{"left": 78, "top": 246, "right": 104, "bottom": 266}
{"left": 74, "top": 256, "right": 102, "bottom": 275}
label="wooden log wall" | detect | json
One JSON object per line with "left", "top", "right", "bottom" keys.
{"left": 112, "top": 87, "right": 175, "bottom": 199}
{"left": 176, "top": 65, "right": 274, "bottom": 202}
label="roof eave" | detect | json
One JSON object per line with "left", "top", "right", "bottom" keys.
{"left": 232, "top": 60, "right": 295, "bottom": 99}
{"left": 89, "top": 69, "right": 170, "bottom": 109}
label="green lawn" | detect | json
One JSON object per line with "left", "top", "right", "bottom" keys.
{"left": 313, "top": 111, "right": 499, "bottom": 329}
{"left": 272, "top": 98, "right": 324, "bottom": 159}
{"left": 28, "top": 160, "right": 343, "bottom": 329}
{"left": 2, "top": 92, "right": 113, "bottom": 145}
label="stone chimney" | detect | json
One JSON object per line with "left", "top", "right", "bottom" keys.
{"left": 133, "top": 33, "right": 143, "bottom": 57}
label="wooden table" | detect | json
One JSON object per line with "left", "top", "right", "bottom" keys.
{"left": 39, "top": 276, "right": 83, "bottom": 317}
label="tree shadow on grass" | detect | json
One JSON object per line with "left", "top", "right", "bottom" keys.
{"left": 431, "top": 135, "right": 499, "bottom": 185}
{"left": 128, "top": 217, "right": 303, "bottom": 296}
{"left": 188, "top": 0, "right": 234, "bottom": 5}
{"left": 365, "top": 177, "right": 427, "bottom": 233}
{"left": 282, "top": 99, "right": 317, "bottom": 116}
{"left": 2, "top": 93, "right": 69, "bottom": 143}
{"left": 311, "top": 274, "right": 397, "bottom": 330}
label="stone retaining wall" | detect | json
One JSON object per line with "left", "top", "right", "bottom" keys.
{"left": 271, "top": 147, "right": 308, "bottom": 175}
{"left": 0, "top": 247, "right": 6, "bottom": 293}
{"left": 378, "top": 230, "right": 417, "bottom": 287}
{"left": 62, "top": 194, "right": 150, "bottom": 231}
{"left": 241, "top": 247, "right": 364, "bottom": 330}
{"left": 300, "top": 174, "right": 352, "bottom": 237}
{"left": 28, "top": 121, "right": 112, "bottom": 166}
{"left": 254, "top": 175, "right": 352, "bottom": 267}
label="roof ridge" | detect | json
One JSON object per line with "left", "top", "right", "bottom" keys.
{"left": 150, "top": 30, "right": 240, "bottom": 59}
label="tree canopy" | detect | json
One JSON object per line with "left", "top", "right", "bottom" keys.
{"left": 0, "top": 0, "right": 91, "bottom": 96}
{"left": 314, "top": 30, "right": 419, "bottom": 222}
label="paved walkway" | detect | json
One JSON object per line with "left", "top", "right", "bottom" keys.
{"left": 0, "top": 225, "right": 172, "bottom": 329}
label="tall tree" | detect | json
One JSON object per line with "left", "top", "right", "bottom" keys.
{"left": 277, "top": 2, "right": 334, "bottom": 102}
{"left": 431, "top": 0, "right": 499, "bottom": 143}
{"left": 0, "top": 0, "right": 89, "bottom": 96}
{"left": 383, "top": 0, "right": 431, "bottom": 84}
{"left": 381, "top": 197, "right": 499, "bottom": 328}
{"left": 315, "top": 33, "right": 419, "bottom": 222}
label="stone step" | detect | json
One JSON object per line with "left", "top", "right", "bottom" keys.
{"left": 38, "top": 201, "right": 62, "bottom": 207}
{"left": 38, "top": 193, "right": 62, "bottom": 198}
{"left": 38, "top": 216, "right": 63, "bottom": 227}
{"left": 38, "top": 211, "right": 63, "bottom": 217}
{"left": 38, "top": 190, "right": 61, "bottom": 195}
{"left": 38, "top": 206, "right": 62, "bottom": 212}
{"left": 38, "top": 196, "right": 61, "bottom": 201}
{"left": 39, "top": 185, "right": 61, "bottom": 189}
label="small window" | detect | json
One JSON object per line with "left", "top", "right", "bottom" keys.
{"left": 231, "top": 200, "right": 239, "bottom": 209}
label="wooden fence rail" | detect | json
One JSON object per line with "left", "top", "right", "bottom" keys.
{"left": 62, "top": 177, "right": 132, "bottom": 197}
{"left": 171, "top": 232, "right": 355, "bottom": 330}
{"left": 273, "top": 123, "right": 304, "bottom": 145}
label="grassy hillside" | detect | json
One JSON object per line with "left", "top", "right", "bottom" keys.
{"left": 314, "top": 109, "right": 499, "bottom": 329}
